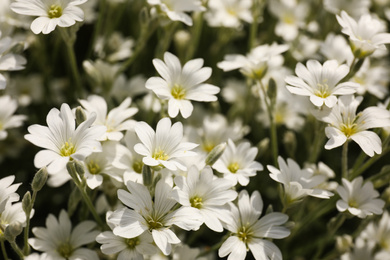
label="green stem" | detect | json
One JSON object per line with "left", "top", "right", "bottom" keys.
{"left": 87, "top": 0, "right": 107, "bottom": 58}
{"left": 9, "top": 241, "right": 24, "bottom": 259}
{"left": 342, "top": 142, "right": 349, "bottom": 180}
{"left": 248, "top": 0, "right": 261, "bottom": 50}
{"left": 23, "top": 191, "right": 37, "bottom": 255}
{"left": 351, "top": 146, "right": 390, "bottom": 179}
{"left": 1, "top": 241, "right": 9, "bottom": 260}
{"left": 65, "top": 43, "right": 83, "bottom": 98}
{"left": 307, "top": 120, "right": 325, "bottom": 163}
{"left": 154, "top": 22, "right": 178, "bottom": 59}
{"left": 185, "top": 11, "right": 204, "bottom": 61}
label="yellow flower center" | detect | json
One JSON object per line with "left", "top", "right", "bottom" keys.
{"left": 87, "top": 160, "right": 101, "bottom": 175}
{"left": 282, "top": 13, "right": 295, "bottom": 24}
{"left": 132, "top": 160, "right": 143, "bottom": 174}
{"left": 237, "top": 226, "right": 253, "bottom": 243}
{"left": 190, "top": 196, "right": 203, "bottom": 209}
{"left": 171, "top": 84, "right": 186, "bottom": 100}
{"left": 147, "top": 217, "right": 164, "bottom": 230}
{"left": 314, "top": 82, "right": 330, "bottom": 98}
{"left": 228, "top": 162, "right": 240, "bottom": 173}
{"left": 60, "top": 142, "right": 76, "bottom": 157}
{"left": 348, "top": 199, "right": 359, "bottom": 208}
{"left": 125, "top": 237, "right": 140, "bottom": 249}
{"left": 57, "top": 242, "right": 73, "bottom": 258}
{"left": 152, "top": 148, "right": 169, "bottom": 161}
{"left": 48, "top": 5, "right": 63, "bottom": 19}
{"left": 202, "top": 142, "right": 215, "bottom": 153}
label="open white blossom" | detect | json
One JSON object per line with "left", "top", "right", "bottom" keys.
{"left": 146, "top": 52, "right": 220, "bottom": 118}
{"left": 11, "top": 0, "right": 87, "bottom": 34}
{"left": 361, "top": 211, "right": 390, "bottom": 251}
{"left": 320, "top": 33, "right": 354, "bottom": 65}
{"left": 205, "top": 0, "right": 252, "bottom": 28}
{"left": 0, "top": 201, "right": 29, "bottom": 240}
{"left": 336, "top": 177, "right": 385, "bottom": 218}
{"left": 0, "top": 175, "right": 21, "bottom": 213}
{"left": 0, "top": 95, "right": 26, "bottom": 140}
{"left": 324, "top": 0, "right": 371, "bottom": 18}
{"left": 29, "top": 210, "right": 99, "bottom": 260}
{"left": 219, "top": 190, "right": 290, "bottom": 260}
{"left": 134, "top": 117, "right": 198, "bottom": 171}
{"left": 314, "top": 95, "right": 390, "bottom": 157}
{"left": 285, "top": 60, "right": 359, "bottom": 107}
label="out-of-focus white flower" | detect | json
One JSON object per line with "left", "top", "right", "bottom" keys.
{"left": 79, "top": 95, "right": 138, "bottom": 141}
{"left": 320, "top": 33, "right": 354, "bottom": 65}
{"left": 79, "top": 0, "right": 98, "bottom": 23}
{"left": 213, "top": 139, "right": 263, "bottom": 186}
{"left": 337, "top": 11, "right": 390, "bottom": 58}
{"left": 0, "top": 202, "right": 29, "bottom": 240}
{"left": 361, "top": 211, "right": 390, "bottom": 251}
{"left": 24, "top": 253, "right": 48, "bottom": 260}
{"left": 134, "top": 117, "right": 198, "bottom": 171}
{"left": 218, "top": 43, "right": 289, "bottom": 80}
{"left": 269, "top": 0, "right": 309, "bottom": 42}
{"left": 147, "top": 0, "right": 205, "bottom": 26}
{"left": 110, "top": 180, "right": 203, "bottom": 255}
{"left": 94, "top": 32, "right": 134, "bottom": 62}
{"left": 29, "top": 210, "right": 99, "bottom": 260}
{"left": 219, "top": 190, "right": 290, "bottom": 260}
{"left": 11, "top": 0, "right": 87, "bottom": 34}
{"left": 146, "top": 52, "right": 219, "bottom": 119}
{"left": 83, "top": 59, "right": 121, "bottom": 93}
{"left": 285, "top": 60, "right": 359, "bottom": 108}
{"left": 340, "top": 237, "right": 375, "bottom": 260}
{"left": 268, "top": 157, "right": 334, "bottom": 203}
{"left": 314, "top": 95, "right": 390, "bottom": 157}
{"left": 6, "top": 74, "right": 44, "bottom": 106}
{"left": 0, "top": 175, "right": 21, "bottom": 213}
{"left": 324, "top": 0, "right": 371, "bottom": 18}
{"left": 172, "top": 166, "right": 237, "bottom": 232}
{"left": 0, "top": 31, "right": 27, "bottom": 89}
{"left": 96, "top": 211, "right": 158, "bottom": 260}
{"left": 24, "top": 103, "right": 106, "bottom": 185}
{"left": 0, "top": 95, "right": 26, "bottom": 140}
{"left": 290, "top": 34, "right": 320, "bottom": 61}
{"left": 304, "top": 161, "right": 338, "bottom": 191}
{"left": 111, "top": 74, "right": 147, "bottom": 102}
{"left": 336, "top": 177, "right": 385, "bottom": 218}
{"left": 205, "top": 0, "right": 252, "bottom": 28}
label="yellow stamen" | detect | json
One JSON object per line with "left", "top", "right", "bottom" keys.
{"left": 48, "top": 5, "right": 62, "bottom": 18}
{"left": 171, "top": 84, "right": 186, "bottom": 100}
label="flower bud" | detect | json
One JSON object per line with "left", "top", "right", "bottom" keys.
{"left": 32, "top": 167, "right": 48, "bottom": 192}
{"left": 205, "top": 142, "right": 227, "bottom": 166}
{"left": 142, "top": 165, "right": 153, "bottom": 187}
{"left": 22, "top": 191, "right": 32, "bottom": 215}
{"left": 267, "top": 77, "right": 277, "bottom": 106}
{"left": 4, "top": 222, "right": 23, "bottom": 241}
{"left": 74, "top": 160, "right": 85, "bottom": 178}
{"left": 257, "top": 138, "right": 270, "bottom": 158}
{"left": 75, "top": 106, "right": 87, "bottom": 127}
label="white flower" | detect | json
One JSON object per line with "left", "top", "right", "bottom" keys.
{"left": 361, "top": 211, "right": 390, "bottom": 250}
{"left": 285, "top": 60, "right": 359, "bottom": 108}
{"left": 0, "top": 32, "right": 27, "bottom": 89}
{"left": 340, "top": 237, "right": 375, "bottom": 260}
{"left": 213, "top": 139, "right": 263, "bottom": 186}
{"left": 79, "top": 95, "right": 138, "bottom": 141}
{"left": 320, "top": 33, "right": 354, "bottom": 65}
{"left": 336, "top": 11, "right": 390, "bottom": 57}
{"left": 134, "top": 117, "right": 198, "bottom": 171}
{"left": 205, "top": 0, "right": 252, "bottom": 28}
{"left": 24, "top": 103, "right": 106, "bottom": 180}
{"left": 172, "top": 166, "right": 237, "bottom": 232}
{"left": 219, "top": 190, "right": 290, "bottom": 260}
{"left": 10, "top": 0, "right": 87, "bottom": 34}
{"left": 218, "top": 43, "right": 289, "bottom": 80}
{"left": 147, "top": 0, "right": 205, "bottom": 26}
{"left": 314, "top": 95, "right": 390, "bottom": 157}
{"left": 96, "top": 211, "right": 158, "bottom": 260}
{"left": 336, "top": 177, "right": 385, "bottom": 218}
{"left": 0, "top": 201, "right": 29, "bottom": 240}
{"left": 268, "top": 157, "right": 334, "bottom": 203}
{"left": 109, "top": 180, "right": 203, "bottom": 255}
{"left": 0, "top": 95, "right": 26, "bottom": 140}
{"left": 324, "top": 0, "right": 371, "bottom": 18}
{"left": 146, "top": 52, "right": 220, "bottom": 118}
{"left": 94, "top": 32, "right": 134, "bottom": 62}
{"left": 0, "top": 175, "right": 21, "bottom": 213}
{"left": 83, "top": 59, "right": 121, "bottom": 93}
{"left": 29, "top": 210, "right": 99, "bottom": 260}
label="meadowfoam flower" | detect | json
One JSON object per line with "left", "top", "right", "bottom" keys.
{"left": 29, "top": 210, "right": 99, "bottom": 259}
{"left": 96, "top": 211, "right": 158, "bottom": 260}
{"left": 109, "top": 180, "right": 203, "bottom": 255}
{"left": 146, "top": 52, "right": 220, "bottom": 118}
{"left": 336, "top": 177, "right": 385, "bottom": 218}
{"left": 205, "top": 0, "right": 252, "bottom": 28}
{"left": 147, "top": 0, "right": 205, "bottom": 26}
{"left": 0, "top": 95, "right": 26, "bottom": 140}
{"left": 213, "top": 139, "right": 263, "bottom": 186}
{"left": 268, "top": 157, "right": 334, "bottom": 204}
{"left": 336, "top": 11, "right": 390, "bottom": 58}
{"left": 285, "top": 60, "right": 359, "bottom": 108}
{"left": 134, "top": 117, "right": 198, "bottom": 171}
{"left": 10, "top": 0, "right": 87, "bottom": 34}
{"left": 0, "top": 175, "right": 21, "bottom": 214}
{"left": 24, "top": 103, "right": 106, "bottom": 179}
{"left": 219, "top": 190, "right": 290, "bottom": 260}
{"left": 79, "top": 95, "right": 138, "bottom": 141}
{"left": 172, "top": 166, "right": 237, "bottom": 232}
{"left": 314, "top": 95, "right": 390, "bottom": 157}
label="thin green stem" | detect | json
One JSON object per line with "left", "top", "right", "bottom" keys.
{"left": 9, "top": 241, "right": 24, "bottom": 259}
{"left": 23, "top": 191, "right": 37, "bottom": 255}
{"left": 65, "top": 43, "right": 83, "bottom": 98}
{"left": 87, "top": 0, "right": 107, "bottom": 57}
{"left": 1, "top": 241, "right": 9, "bottom": 260}
{"left": 248, "top": 0, "right": 261, "bottom": 50}
{"left": 155, "top": 22, "right": 178, "bottom": 59}
{"left": 351, "top": 146, "right": 390, "bottom": 179}
{"left": 185, "top": 11, "right": 204, "bottom": 61}
{"left": 342, "top": 142, "right": 349, "bottom": 180}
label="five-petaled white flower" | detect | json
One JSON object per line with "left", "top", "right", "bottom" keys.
{"left": 134, "top": 117, "right": 198, "bottom": 171}
{"left": 336, "top": 10, "right": 390, "bottom": 58}
{"left": 29, "top": 210, "right": 99, "bottom": 260}
{"left": 219, "top": 190, "right": 290, "bottom": 260}
{"left": 172, "top": 166, "right": 237, "bottom": 232}
{"left": 11, "top": 0, "right": 87, "bottom": 34}
{"left": 24, "top": 103, "right": 106, "bottom": 180}
{"left": 0, "top": 95, "right": 26, "bottom": 140}
{"left": 336, "top": 177, "right": 385, "bottom": 218}
{"left": 146, "top": 52, "right": 220, "bottom": 118}
{"left": 314, "top": 95, "right": 390, "bottom": 157}
{"left": 285, "top": 59, "right": 359, "bottom": 107}
{"left": 109, "top": 180, "right": 203, "bottom": 255}
{"left": 205, "top": 0, "right": 253, "bottom": 28}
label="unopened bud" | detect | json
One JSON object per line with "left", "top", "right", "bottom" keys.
{"left": 75, "top": 106, "right": 87, "bottom": 127}
{"left": 142, "top": 165, "right": 153, "bottom": 187}
{"left": 66, "top": 161, "right": 78, "bottom": 180}
{"left": 205, "top": 142, "right": 227, "bottom": 166}
{"left": 22, "top": 192, "right": 32, "bottom": 215}
{"left": 267, "top": 78, "right": 277, "bottom": 106}
{"left": 139, "top": 7, "right": 150, "bottom": 28}
{"left": 4, "top": 222, "right": 23, "bottom": 241}
{"left": 74, "top": 160, "right": 85, "bottom": 178}
{"left": 283, "top": 131, "right": 297, "bottom": 158}
{"left": 257, "top": 138, "right": 270, "bottom": 158}
{"left": 265, "top": 204, "right": 274, "bottom": 215}
{"left": 32, "top": 167, "right": 48, "bottom": 192}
